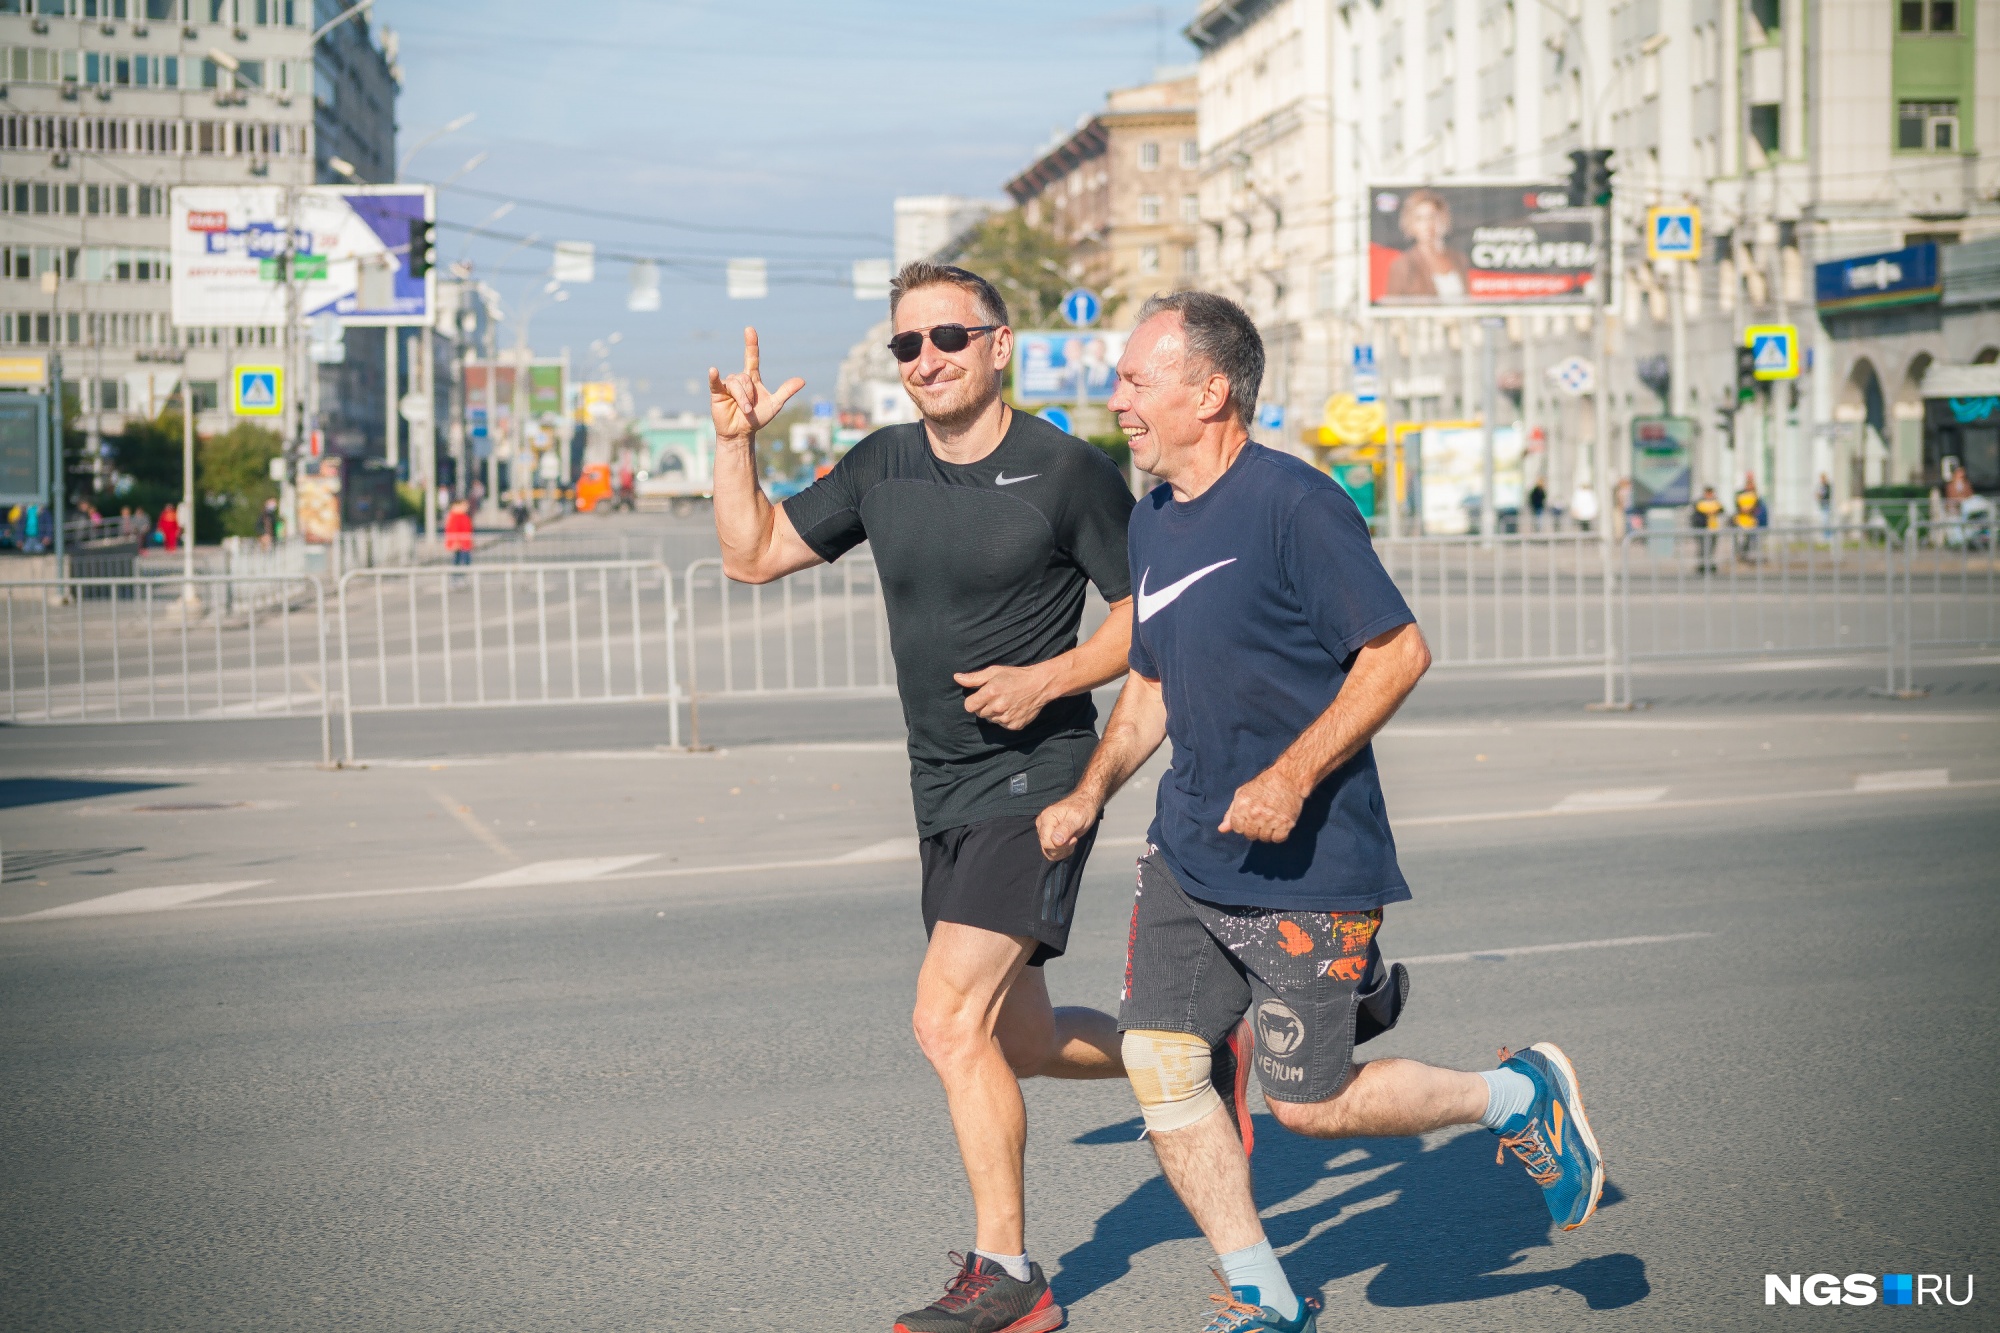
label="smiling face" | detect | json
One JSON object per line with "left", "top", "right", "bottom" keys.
{"left": 1108, "top": 312, "right": 1227, "bottom": 478}
{"left": 891, "top": 283, "right": 1012, "bottom": 431}
{"left": 1400, "top": 196, "right": 1450, "bottom": 249}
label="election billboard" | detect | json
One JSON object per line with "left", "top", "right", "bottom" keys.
{"left": 1012, "top": 330, "right": 1128, "bottom": 405}
{"left": 1368, "top": 184, "right": 1595, "bottom": 308}
{"left": 170, "top": 185, "right": 435, "bottom": 328}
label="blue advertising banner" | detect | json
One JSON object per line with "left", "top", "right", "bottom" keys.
{"left": 1013, "top": 331, "right": 1127, "bottom": 404}
{"left": 1814, "top": 244, "right": 1940, "bottom": 314}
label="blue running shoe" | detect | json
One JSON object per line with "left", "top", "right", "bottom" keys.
{"left": 1199, "top": 1277, "right": 1318, "bottom": 1333}
{"left": 1493, "top": 1042, "right": 1605, "bottom": 1231}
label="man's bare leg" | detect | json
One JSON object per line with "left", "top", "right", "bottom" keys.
{"left": 1145, "top": 1103, "right": 1266, "bottom": 1255}
{"left": 912, "top": 921, "right": 1041, "bottom": 1255}
{"left": 994, "top": 965, "right": 1124, "bottom": 1079}
{"left": 1262, "top": 1058, "right": 1487, "bottom": 1139}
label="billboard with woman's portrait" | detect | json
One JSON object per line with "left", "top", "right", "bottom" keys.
{"left": 1368, "top": 185, "right": 1597, "bottom": 308}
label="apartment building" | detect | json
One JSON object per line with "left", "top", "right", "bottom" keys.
{"left": 1187, "top": 0, "right": 1999, "bottom": 518}
{"left": 1183, "top": 5, "right": 1341, "bottom": 433}
{"left": 1005, "top": 71, "right": 1202, "bottom": 329}
{"left": 0, "top": 0, "right": 396, "bottom": 457}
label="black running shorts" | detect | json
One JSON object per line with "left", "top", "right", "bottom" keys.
{"left": 1118, "top": 850, "right": 1408, "bottom": 1103}
{"left": 920, "top": 814, "right": 1099, "bottom": 967}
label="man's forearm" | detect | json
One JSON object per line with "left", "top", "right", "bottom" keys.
{"left": 1073, "top": 674, "right": 1167, "bottom": 808}
{"left": 1040, "top": 598, "right": 1133, "bottom": 700}
{"left": 1269, "top": 625, "right": 1428, "bottom": 796}
{"left": 713, "top": 432, "right": 777, "bottom": 578}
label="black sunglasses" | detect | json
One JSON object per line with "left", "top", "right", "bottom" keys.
{"left": 887, "top": 324, "right": 999, "bottom": 362}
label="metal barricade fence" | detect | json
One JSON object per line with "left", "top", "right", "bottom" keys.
{"left": 1903, "top": 515, "right": 2000, "bottom": 651}
{"left": 1375, "top": 532, "right": 1608, "bottom": 667}
{"left": 680, "top": 556, "right": 894, "bottom": 742}
{"left": 1618, "top": 522, "right": 1899, "bottom": 660}
{"left": 0, "top": 573, "right": 332, "bottom": 762}
{"left": 335, "top": 560, "right": 680, "bottom": 765}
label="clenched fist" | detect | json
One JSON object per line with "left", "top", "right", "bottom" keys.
{"left": 1037, "top": 791, "right": 1100, "bottom": 862}
{"left": 1218, "top": 766, "right": 1308, "bottom": 843}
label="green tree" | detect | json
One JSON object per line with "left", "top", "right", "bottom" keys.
{"left": 954, "top": 211, "right": 1083, "bottom": 330}
{"left": 196, "top": 421, "right": 282, "bottom": 541}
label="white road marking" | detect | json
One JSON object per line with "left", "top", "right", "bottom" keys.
{"left": 834, "top": 838, "right": 920, "bottom": 863}
{"left": 1399, "top": 775, "right": 1999, "bottom": 829}
{"left": 1854, "top": 768, "right": 1950, "bottom": 793}
{"left": 8, "top": 775, "right": 1993, "bottom": 925}
{"left": 460, "top": 855, "right": 661, "bottom": 888}
{"left": 1553, "top": 786, "right": 1668, "bottom": 812}
{"left": 1400, "top": 931, "right": 1713, "bottom": 966}
{"left": 14, "top": 880, "right": 272, "bottom": 921}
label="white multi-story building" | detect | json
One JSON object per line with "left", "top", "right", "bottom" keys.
{"left": 1185, "top": 0, "right": 1341, "bottom": 437}
{"left": 1187, "top": 0, "right": 2000, "bottom": 520}
{"left": 0, "top": 0, "right": 397, "bottom": 458}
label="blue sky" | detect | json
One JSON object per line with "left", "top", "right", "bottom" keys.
{"left": 386, "top": 0, "right": 1197, "bottom": 416}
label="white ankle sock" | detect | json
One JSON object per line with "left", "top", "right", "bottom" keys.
{"left": 974, "top": 1250, "right": 1031, "bottom": 1283}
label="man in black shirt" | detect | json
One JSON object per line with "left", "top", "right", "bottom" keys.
{"left": 709, "top": 262, "right": 1135, "bottom": 1333}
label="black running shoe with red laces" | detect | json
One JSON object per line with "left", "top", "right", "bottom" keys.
{"left": 893, "top": 1252, "right": 1065, "bottom": 1333}
{"left": 1213, "top": 1018, "right": 1255, "bottom": 1156}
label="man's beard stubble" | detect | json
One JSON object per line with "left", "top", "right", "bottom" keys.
{"left": 912, "top": 370, "right": 999, "bottom": 433}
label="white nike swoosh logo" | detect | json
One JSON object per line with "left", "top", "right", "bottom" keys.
{"left": 993, "top": 472, "right": 1038, "bottom": 486}
{"left": 1135, "top": 559, "right": 1236, "bottom": 622}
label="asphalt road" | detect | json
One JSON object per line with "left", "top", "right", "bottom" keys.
{"left": 2, "top": 660, "right": 1996, "bottom": 1330}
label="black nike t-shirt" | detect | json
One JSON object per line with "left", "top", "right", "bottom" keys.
{"left": 783, "top": 410, "right": 1135, "bottom": 836}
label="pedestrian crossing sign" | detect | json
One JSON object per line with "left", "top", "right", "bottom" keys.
{"left": 1743, "top": 325, "right": 1799, "bottom": 381}
{"left": 233, "top": 365, "right": 284, "bottom": 416}
{"left": 1646, "top": 205, "right": 1701, "bottom": 261}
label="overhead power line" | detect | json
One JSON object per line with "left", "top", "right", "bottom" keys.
{"left": 418, "top": 180, "right": 891, "bottom": 245}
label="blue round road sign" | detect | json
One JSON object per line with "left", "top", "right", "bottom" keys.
{"left": 1037, "top": 406, "right": 1073, "bottom": 434}
{"left": 1060, "top": 288, "right": 1101, "bottom": 328}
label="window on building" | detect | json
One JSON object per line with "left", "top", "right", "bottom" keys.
{"left": 1180, "top": 140, "right": 1198, "bottom": 169}
{"left": 147, "top": 1, "right": 180, "bottom": 18}
{"left": 1138, "top": 194, "right": 1161, "bottom": 223}
{"left": 1138, "top": 141, "right": 1160, "bottom": 171}
{"left": 1139, "top": 245, "right": 1160, "bottom": 274}
{"left": 1181, "top": 245, "right": 1199, "bottom": 275}
{"left": 1899, "top": 1, "right": 1957, "bottom": 32}
{"left": 1750, "top": 103, "right": 1780, "bottom": 157}
{"left": 1180, "top": 193, "right": 1200, "bottom": 225}
{"left": 1898, "top": 100, "right": 1959, "bottom": 150}
{"left": 1748, "top": 0, "right": 1779, "bottom": 38}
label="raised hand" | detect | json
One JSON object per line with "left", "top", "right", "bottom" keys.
{"left": 708, "top": 327, "right": 805, "bottom": 442}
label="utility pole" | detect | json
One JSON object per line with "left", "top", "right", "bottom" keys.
{"left": 1479, "top": 317, "right": 1501, "bottom": 545}
{"left": 49, "top": 350, "right": 65, "bottom": 579}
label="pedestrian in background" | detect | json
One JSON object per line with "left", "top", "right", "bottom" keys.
{"left": 1528, "top": 478, "right": 1547, "bottom": 532}
{"left": 1570, "top": 480, "right": 1599, "bottom": 533}
{"left": 157, "top": 502, "right": 181, "bottom": 552}
{"left": 445, "top": 499, "right": 475, "bottom": 567}
{"left": 1816, "top": 472, "right": 1834, "bottom": 543}
{"left": 1692, "top": 486, "right": 1725, "bottom": 574}
{"left": 1733, "top": 476, "right": 1764, "bottom": 561}
{"left": 257, "top": 498, "right": 278, "bottom": 550}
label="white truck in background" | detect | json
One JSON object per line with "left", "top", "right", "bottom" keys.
{"left": 636, "top": 411, "right": 716, "bottom": 516}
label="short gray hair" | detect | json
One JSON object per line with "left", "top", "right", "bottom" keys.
{"left": 1135, "top": 290, "right": 1264, "bottom": 429}
{"left": 889, "top": 261, "right": 1009, "bottom": 328}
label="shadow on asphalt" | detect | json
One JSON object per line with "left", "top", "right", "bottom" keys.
{"left": 0, "top": 776, "right": 176, "bottom": 809}
{"left": 1056, "top": 1117, "right": 1649, "bottom": 1313}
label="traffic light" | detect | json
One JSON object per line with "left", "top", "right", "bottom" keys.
{"left": 1567, "top": 149, "right": 1614, "bottom": 206}
{"left": 408, "top": 219, "right": 436, "bottom": 278}
{"left": 1735, "top": 345, "right": 1758, "bottom": 402}
{"left": 1567, "top": 150, "right": 1589, "bottom": 206}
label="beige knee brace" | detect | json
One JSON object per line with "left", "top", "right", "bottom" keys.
{"left": 1123, "top": 1029, "right": 1221, "bottom": 1134}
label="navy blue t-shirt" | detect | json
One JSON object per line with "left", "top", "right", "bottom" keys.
{"left": 1128, "top": 443, "right": 1416, "bottom": 912}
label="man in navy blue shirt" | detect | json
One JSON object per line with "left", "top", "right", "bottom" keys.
{"left": 1037, "top": 292, "right": 1607, "bottom": 1333}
